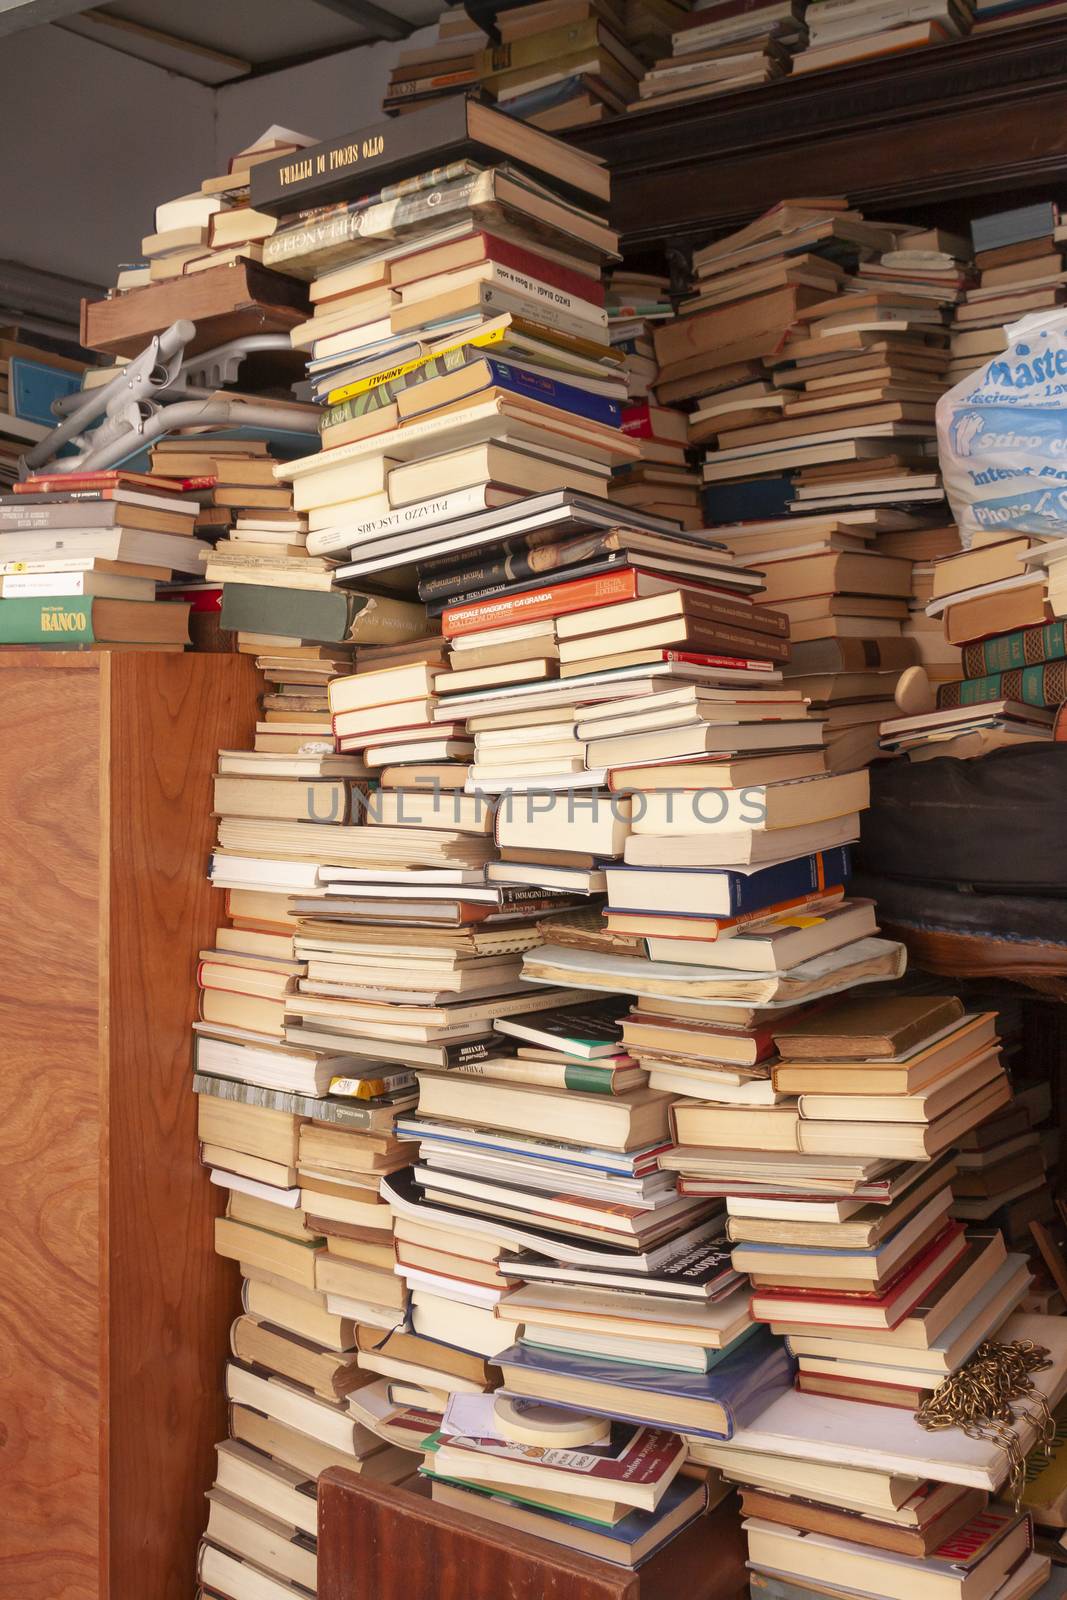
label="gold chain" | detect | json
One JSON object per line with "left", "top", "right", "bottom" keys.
{"left": 914, "top": 1340, "right": 1055, "bottom": 1510}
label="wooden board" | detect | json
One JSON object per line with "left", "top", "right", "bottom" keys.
{"left": 317, "top": 1471, "right": 748, "bottom": 1600}
{"left": 570, "top": 23, "right": 1067, "bottom": 248}
{"left": 80, "top": 261, "right": 309, "bottom": 358}
{"left": 0, "top": 657, "right": 103, "bottom": 1600}
{"left": 0, "top": 650, "right": 257, "bottom": 1600}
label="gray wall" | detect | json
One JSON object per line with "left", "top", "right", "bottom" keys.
{"left": 0, "top": 24, "right": 437, "bottom": 291}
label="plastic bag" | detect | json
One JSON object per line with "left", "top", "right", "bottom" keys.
{"left": 936, "top": 309, "right": 1067, "bottom": 548}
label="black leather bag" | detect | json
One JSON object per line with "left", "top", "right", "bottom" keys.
{"left": 858, "top": 746, "right": 1067, "bottom": 895}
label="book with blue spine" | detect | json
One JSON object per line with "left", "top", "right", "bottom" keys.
{"left": 496, "top": 1324, "right": 794, "bottom": 1438}
{"left": 407, "top": 354, "right": 621, "bottom": 429}
{"left": 605, "top": 847, "right": 853, "bottom": 919}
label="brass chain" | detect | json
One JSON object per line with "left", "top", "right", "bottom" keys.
{"left": 914, "top": 1340, "right": 1055, "bottom": 1510}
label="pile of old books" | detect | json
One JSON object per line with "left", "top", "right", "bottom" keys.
{"left": 948, "top": 202, "right": 1067, "bottom": 385}
{"left": 792, "top": 0, "right": 972, "bottom": 74}
{"left": 878, "top": 536, "right": 1060, "bottom": 759}
{"left": 113, "top": 126, "right": 314, "bottom": 292}
{"left": 383, "top": 6, "right": 489, "bottom": 116}
{"left": 0, "top": 466, "right": 210, "bottom": 648}
{"left": 633, "top": 0, "right": 806, "bottom": 110}
{"left": 0, "top": 328, "right": 91, "bottom": 484}
{"left": 651, "top": 198, "right": 978, "bottom": 769}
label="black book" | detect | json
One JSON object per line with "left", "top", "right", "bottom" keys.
{"left": 250, "top": 96, "right": 609, "bottom": 218}
{"left": 494, "top": 999, "right": 628, "bottom": 1059}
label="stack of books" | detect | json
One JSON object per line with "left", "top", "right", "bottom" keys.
{"left": 793, "top": 0, "right": 972, "bottom": 73}
{"left": 383, "top": 6, "right": 489, "bottom": 116}
{"left": 952, "top": 1094, "right": 1055, "bottom": 1251}
{"left": 652, "top": 198, "right": 976, "bottom": 768}
{"left": 478, "top": 1, "right": 646, "bottom": 130}
{"left": 607, "top": 267, "right": 703, "bottom": 528}
{"left": 879, "top": 539, "right": 1060, "bottom": 759}
{"left": 114, "top": 127, "right": 314, "bottom": 290}
{"left": 419, "top": 1408, "right": 716, "bottom": 1565}
{"left": 948, "top": 203, "right": 1067, "bottom": 385}
{"left": 633, "top": 0, "right": 806, "bottom": 110}
{"left": 0, "top": 467, "right": 210, "bottom": 649}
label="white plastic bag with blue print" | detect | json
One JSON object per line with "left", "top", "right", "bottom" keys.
{"left": 936, "top": 309, "right": 1067, "bottom": 548}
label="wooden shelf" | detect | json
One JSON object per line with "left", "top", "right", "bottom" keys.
{"left": 0, "top": 650, "right": 257, "bottom": 1600}
{"left": 569, "top": 22, "right": 1067, "bottom": 248}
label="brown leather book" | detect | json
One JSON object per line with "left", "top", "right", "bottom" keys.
{"left": 772, "top": 994, "right": 965, "bottom": 1060}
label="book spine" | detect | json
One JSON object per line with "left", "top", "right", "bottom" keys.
{"left": 482, "top": 19, "right": 598, "bottom": 73}
{"left": 386, "top": 66, "right": 480, "bottom": 97}
{"left": 325, "top": 486, "right": 502, "bottom": 558}
{"left": 0, "top": 596, "right": 96, "bottom": 645}
{"left": 937, "top": 662, "right": 1067, "bottom": 709}
{"left": 480, "top": 360, "right": 619, "bottom": 426}
{"left": 962, "top": 619, "right": 1067, "bottom": 678}
{"left": 325, "top": 326, "right": 510, "bottom": 407}
{"left": 420, "top": 530, "right": 625, "bottom": 604}
{"left": 321, "top": 346, "right": 484, "bottom": 428}
{"left": 732, "top": 847, "right": 851, "bottom": 915}
{"left": 480, "top": 235, "right": 605, "bottom": 307}
{"left": 264, "top": 171, "right": 490, "bottom": 272}
{"left": 442, "top": 569, "right": 640, "bottom": 634}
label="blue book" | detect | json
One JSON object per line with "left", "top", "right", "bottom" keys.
{"left": 416, "top": 354, "right": 621, "bottom": 431}
{"left": 705, "top": 476, "right": 795, "bottom": 522}
{"left": 10, "top": 358, "right": 81, "bottom": 426}
{"left": 496, "top": 1326, "right": 794, "bottom": 1440}
{"left": 606, "top": 847, "right": 852, "bottom": 919}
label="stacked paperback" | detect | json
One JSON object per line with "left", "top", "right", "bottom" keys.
{"left": 948, "top": 203, "right": 1067, "bottom": 385}
{"left": 793, "top": 0, "right": 972, "bottom": 74}
{"left": 0, "top": 467, "right": 209, "bottom": 648}
{"left": 654, "top": 198, "right": 963, "bottom": 769}
{"left": 634, "top": 0, "right": 807, "bottom": 110}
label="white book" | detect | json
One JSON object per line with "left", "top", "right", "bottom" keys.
{"left": 209, "top": 1169, "right": 302, "bottom": 1207}
{"left": 694, "top": 1312, "right": 1067, "bottom": 1488}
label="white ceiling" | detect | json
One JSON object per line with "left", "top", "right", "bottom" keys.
{"left": 2, "top": 0, "right": 449, "bottom": 83}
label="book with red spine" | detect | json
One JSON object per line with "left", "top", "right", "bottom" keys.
{"left": 18, "top": 470, "right": 215, "bottom": 494}
{"left": 749, "top": 1223, "right": 966, "bottom": 1331}
{"left": 395, "top": 230, "right": 606, "bottom": 308}
{"left": 442, "top": 567, "right": 787, "bottom": 639}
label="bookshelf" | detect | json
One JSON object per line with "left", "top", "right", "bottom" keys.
{"left": 0, "top": 649, "right": 257, "bottom": 1600}
{"left": 570, "top": 21, "right": 1067, "bottom": 249}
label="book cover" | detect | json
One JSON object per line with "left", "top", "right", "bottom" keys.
{"left": 938, "top": 662, "right": 1067, "bottom": 710}
{"left": 250, "top": 97, "right": 608, "bottom": 216}
{"left": 497, "top": 1324, "right": 794, "bottom": 1438}
{"left": 962, "top": 620, "right": 1067, "bottom": 678}
{"left": 219, "top": 584, "right": 425, "bottom": 645}
{"left": 607, "top": 848, "right": 852, "bottom": 919}
{"left": 430, "top": 1416, "right": 684, "bottom": 1486}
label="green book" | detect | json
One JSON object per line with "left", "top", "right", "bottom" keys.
{"left": 962, "top": 620, "right": 1067, "bottom": 679}
{"left": 0, "top": 595, "right": 187, "bottom": 647}
{"left": 220, "top": 583, "right": 425, "bottom": 644}
{"left": 937, "top": 661, "right": 1067, "bottom": 710}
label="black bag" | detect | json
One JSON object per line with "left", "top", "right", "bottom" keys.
{"left": 857, "top": 746, "right": 1067, "bottom": 895}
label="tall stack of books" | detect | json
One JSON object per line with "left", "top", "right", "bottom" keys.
{"left": 948, "top": 203, "right": 1067, "bottom": 385}
{"left": 607, "top": 268, "right": 703, "bottom": 528}
{"left": 383, "top": 6, "right": 489, "bottom": 116}
{"left": 651, "top": 199, "right": 970, "bottom": 769}
{"left": 633, "top": 0, "right": 806, "bottom": 110}
{"left": 0, "top": 467, "right": 209, "bottom": 649}
{"left": 675, "top": 993, "right": 1062, "bottom": 1600}
{"left": 793, "top": 0, "right": 972, "bottom": 74}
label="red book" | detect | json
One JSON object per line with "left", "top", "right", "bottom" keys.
{"left": 18, "top": 470, "right": 214, "bottom": 494}
{"left": 750, "top": 1223, "right": 966, "bottom": 1331}
{"left": 442, "top": 567, "right": 783, "bottom": 639}
{"left": 395, "top": 229, "right": 606, "bottom": 309}
{"left": 160, "top": 583, "right": 223, "bottom": 613}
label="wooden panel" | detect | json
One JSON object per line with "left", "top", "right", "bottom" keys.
{"left": 0, "top": 657, "right": 103, "bottom": 1600}
{"left": 318, "top": 1472, "right": 747, "bottom": 1600}
{"left": 570, "top": 23, "right": 1067, "bottom": 247}
{"left": 105, "top": 653, "right": 257, "bottom": 1600}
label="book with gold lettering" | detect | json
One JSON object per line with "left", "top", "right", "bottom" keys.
{"left": 0, "top": 594, "right": 189, "bottom": 647}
